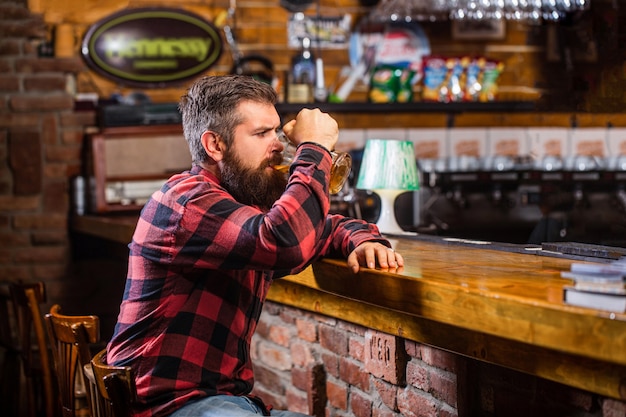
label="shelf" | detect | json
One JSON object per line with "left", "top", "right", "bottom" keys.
{"left": 275, "top": 101, "right": 536, "bottom": 114}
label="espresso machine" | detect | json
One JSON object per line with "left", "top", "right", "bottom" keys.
{"left": 417, "top": 153, "right": 626, "bottom": 246}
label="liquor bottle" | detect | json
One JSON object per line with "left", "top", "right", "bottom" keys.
{"left": 313, "top": 57, "right": 328, "bottom": 102}
{"left": 288, "top": 37, "right": 315, "bottom": 103}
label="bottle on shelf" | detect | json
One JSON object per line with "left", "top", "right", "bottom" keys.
{"left": 313, "top": 57, "right": 328, "bottom": 103}
{"left": 288, "top": 37, "right": 316, "bottom": 103}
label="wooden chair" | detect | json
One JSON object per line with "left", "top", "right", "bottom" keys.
{"left": 10, "top": 282, "right": 56, "bottom": 417}
{"left": 0, "top": 282, "right": 21, "bottom": 417}
{"left": 45, "top": 304, "right": 101, "bottom": 417}
{"left": 90, "top": 348, "right": 137, "bottom": 417}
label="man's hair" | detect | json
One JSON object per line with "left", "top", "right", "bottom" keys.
{"left": 179, "top": 75, "right": 278, "bottom": 164}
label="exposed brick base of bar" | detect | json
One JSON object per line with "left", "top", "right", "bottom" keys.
{"left": 252, "top": 302, "right": 626, "bottom": 417}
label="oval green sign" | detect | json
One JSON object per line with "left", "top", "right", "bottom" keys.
{"left": 81, "top": 8, "right": 223, "bottom": 87}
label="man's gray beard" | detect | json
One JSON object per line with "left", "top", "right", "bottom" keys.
{"left": 220, "top": 149, "right": 288, "bottom": 210}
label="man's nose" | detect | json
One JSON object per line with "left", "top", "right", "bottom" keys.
{"left": 273, "top": 130, "right": 286, "bottom": 149}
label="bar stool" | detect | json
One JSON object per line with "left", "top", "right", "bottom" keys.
{"left": 90, "top": 348, "right": 136, "bottom": 417}
{"left": 10, "top": 282, "right": 56, "bottom": 417}
{"left": 45, "top": 304, "right": 100, "bottom": 417}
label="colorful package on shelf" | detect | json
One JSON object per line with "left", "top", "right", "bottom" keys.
{"left": 369, "top": 65, "right": 398, "bottom": 103}
{"left": 421, "top": 55, "right": 504, "bottom": 103}
{"left": 464, "top": 56, "right": 483, "bottom": 101}
{"left": 448, "top": 57, "right": 465, "bottom": 102}
{"left": 462, "top": 56, "right": 505, "bottom": 102}
{"left": 421, "top": 56, "right": 450, "bottom": 102}
{"left": 478, "top": 59, "right": 505, "bottom": 102}
{"left": 368, "top": 65, "right": 415, "bottom": 103}
{"left": 397, "top": 67, "right": 414, "bottom": 103}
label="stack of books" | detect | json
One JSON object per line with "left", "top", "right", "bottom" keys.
{"left": 561, "top": 259, "right": 626, "bottom": 312}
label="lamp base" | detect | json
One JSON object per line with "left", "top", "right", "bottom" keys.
{"left": 374, "top": 189, "right": 417, "bottom": 236}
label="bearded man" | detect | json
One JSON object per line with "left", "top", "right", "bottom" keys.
{"left": 106, "top": 75, "right": 403, "bottom": 417}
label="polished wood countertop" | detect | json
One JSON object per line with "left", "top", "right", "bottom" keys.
{"left": 72, "top": 214, "right": 626, "bottom": 399}
{"left": 72, "top": 214, "right": 138, "bottom": 244}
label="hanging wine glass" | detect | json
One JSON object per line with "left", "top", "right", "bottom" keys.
{"left": 542, "top": 0, "right": 565, "bottom": 21}
{"left": 400, "top": 0, "right": 593, "bottom": 23}
{"left": 573, "top": 0, "right": 590, "bottom": 10}
{"left": 526, "top": 0, "right": 543, "bottom": 23}
{"left": 372, "top": 0, "right": 451, "bottom": 22}
{"left": 503, "top": 0, "right": 521, "bottom": 20}
{"left": 449, "top": 0, "right": 468, "bottom": 20}
{"left": 487, "top": 0, "right": 505, "bottom": 20}
{"left": 372, "top": 0, "right": 413, "bottom": 22}
{"left": 468, "top": 0, "right": 484, "bottom": 20}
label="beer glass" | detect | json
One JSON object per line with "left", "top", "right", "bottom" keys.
{"left": 275, "top": 130, "right": 352, "bottom": 194}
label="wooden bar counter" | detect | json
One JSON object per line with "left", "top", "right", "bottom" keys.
{"left": 72, "top": 215, "right": 626, "bottom": 401}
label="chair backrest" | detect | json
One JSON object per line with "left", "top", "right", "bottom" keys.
{"left": 0, "top": 282, "right": 21, "bottom": 417}
{"left": 90, "top": 348, "right": 136, "bottom": 417}
{"left": 0, "top": 282, "right": 17, "bottom": 351}
{"left": 10, "top": 282, "right": 56, "bottom": 417}
{"left": 45, "top": 304, "right": 100, "bottom": 417}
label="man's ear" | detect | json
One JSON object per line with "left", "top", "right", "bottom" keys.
{"left": 201, "top": 131, "right": 225, "bottom": 162}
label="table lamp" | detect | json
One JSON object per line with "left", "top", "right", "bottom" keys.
{"left": 356, "top": 139, "right": 420, "bottom": 235}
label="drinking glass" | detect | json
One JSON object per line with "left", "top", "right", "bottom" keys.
{"left": 275, "top": 130, "right": 352, "bottom": 194}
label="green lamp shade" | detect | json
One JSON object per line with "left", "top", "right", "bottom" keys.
{"left": 356, "top": 139, "right": 420, "bottom": 191}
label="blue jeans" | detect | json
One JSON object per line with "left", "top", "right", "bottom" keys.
{"left": 169, "top": 395, "right": 311, "bottom": 417}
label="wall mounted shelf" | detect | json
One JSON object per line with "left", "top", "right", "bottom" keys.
{"left": 275, "top": 101, "right": 536, "bottom": 115}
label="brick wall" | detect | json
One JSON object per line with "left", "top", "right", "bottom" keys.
{"left": 0, "top": 0, "right": 96, "bottom": 310}
{"left": 253, "top": 302, "right": 626, "bottom": 417}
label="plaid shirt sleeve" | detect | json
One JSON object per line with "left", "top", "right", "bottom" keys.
{"left": 140, "top": 143, "right": 387, "bottom": 273}
{"left": 107, "top": 143, "right": 390, "bottom": 417}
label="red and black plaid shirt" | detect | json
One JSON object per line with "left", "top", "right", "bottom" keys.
{"left": 107, "top": 143, "right": 389, "bottom": 417}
